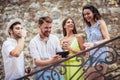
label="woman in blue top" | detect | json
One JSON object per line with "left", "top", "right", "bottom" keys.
{"left": 82, "top": 5, "right": 110, "bottom": 80}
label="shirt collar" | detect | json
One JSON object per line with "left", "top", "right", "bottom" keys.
{"left": 38, "top": 34, "right": 51, "bottom": 41}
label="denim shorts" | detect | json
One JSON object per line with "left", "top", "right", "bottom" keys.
{"left": 88, "top": 56, "right": 106, "bottom": 67}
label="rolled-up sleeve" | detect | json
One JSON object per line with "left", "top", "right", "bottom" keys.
{"left": 2, "top": 42, "right": 15, "bottom": 57}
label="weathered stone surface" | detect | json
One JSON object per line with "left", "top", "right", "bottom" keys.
{"left": 43, "top": 1, "right": 54, "bottom": 9}
{"left": 50, "top": 8, "right": 61, "bottom": 19}
{"left": 9, "top": 0, "right": 19, "bottom": 4}
{"left": 0, "top": 0, "right": 120, "bottom": 79}
{"left": 109, "top": 8, "right": 120, "bottom": 13}
{"left": 29, "top": 2, "right": 40, "bottom": 10}
{"left": 34, "top": 11, "right": 49, "bottom": 20}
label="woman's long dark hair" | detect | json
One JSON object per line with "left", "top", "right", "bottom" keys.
{"left": 62, "top": 17, "right": 77, "bottom": 36}
{"left": 82, "top": 4, "right": 101, "bottom": 26}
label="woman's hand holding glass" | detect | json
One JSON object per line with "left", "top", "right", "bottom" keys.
{"left": 62, "top": 41, "right": 71, "bottom": 51}
{"left": 84, "top": 42, "right": 95, "bottom": 49}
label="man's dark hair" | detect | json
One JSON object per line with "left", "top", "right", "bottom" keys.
{"left": 9, "top": 22, "right": 21, "bottom": 35}
{"left": 38, "top": 16, "right": 52, "bottom": 25}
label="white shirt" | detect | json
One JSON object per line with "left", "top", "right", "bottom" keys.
{"left": 29, "top": 34, "right": 62, "bottom": 67}
{"left": 1, "top": 38, "right": 24, "bottom": 80}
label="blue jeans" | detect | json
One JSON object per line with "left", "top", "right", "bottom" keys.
{"left": 34, "top": 69, "right": 64, "bottom": 80}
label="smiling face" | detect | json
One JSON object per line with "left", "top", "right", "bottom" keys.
{"left": 83, "top": 9, "right": 94, "bottom": 22}
{"left": 64, "top": 18, "right": 75, "bottom": 31}
{"left": 39, "top": 22, "right": 52, "bottom": 37}
{"left": 62, "top": 17, "right": 77, "bottom": 36}
{"left": 38, "top": 16, "right": 52, "bottom": 38}
{"left": 82, "top": 5, "right": 101, "bottom": 26}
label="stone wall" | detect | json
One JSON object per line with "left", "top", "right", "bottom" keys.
{"left": 0, "top": 0, "right": 120, "bottom": 79}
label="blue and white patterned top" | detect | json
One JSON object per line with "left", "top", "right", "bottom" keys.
{"left": 85, "top": 20, "right": 108, "bottom": 59}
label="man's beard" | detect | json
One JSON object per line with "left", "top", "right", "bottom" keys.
{"left": 42, "top": 31, "right": 50, "bottom": 37}
{"left": 13, "top": 32, "right": 22, "bottom": 39}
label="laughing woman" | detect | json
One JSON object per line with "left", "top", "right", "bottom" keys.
{"left": 60, "top": 17, "right": 85, "bottom": 80}
{"left": 82, "top": 5, "right": 110, "bottom": 80}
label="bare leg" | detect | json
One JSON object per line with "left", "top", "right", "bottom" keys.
{"left": 86, "top": 63, "right": 107, "bottom": 80}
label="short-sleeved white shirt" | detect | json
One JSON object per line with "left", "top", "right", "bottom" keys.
{"left": 29, "top": 34, "right": 62, "bottom": 67}
{"left": 1, "top": 38, "right": 24, "bottom": 80}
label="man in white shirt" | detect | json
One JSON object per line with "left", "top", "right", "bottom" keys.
{"left": 29, "top": 16, "right": 64, "bottom": 80}
{"left": 1, "top": 18, "right": 26, "bottom": 80}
